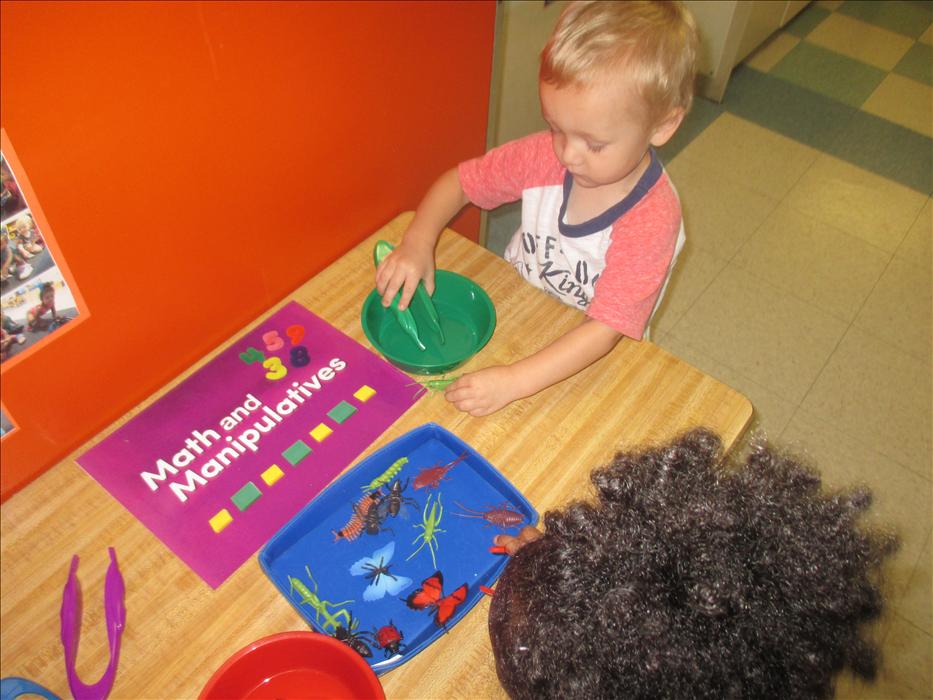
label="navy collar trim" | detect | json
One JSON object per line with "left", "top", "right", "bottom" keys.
{"left": 557, "top": 149, "right": 663, "bottom": 238}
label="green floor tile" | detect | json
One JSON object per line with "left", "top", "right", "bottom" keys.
{"left": 723, "top": 65, "right": 857, "bottom": 152}
{"left": 231, "top": 481, "right": 262, "bottom": 511}
{"left": 784, "top": 4, "right": 832, "bottom": 38}
{"left": 283, "top": 440, "right": 312, "bottom": 465}
{"left": 327, "top": 400, "right": 357, "bottom": 424}
{"left": 894, "top": 42, "right": 933, "bottom": 85}
{"left": 659, "top": 97, "right": 724, "bottom": 162}
{"left": 771, "top": 42, "right": 886, "bottom": 107}
{"left": 828, "top": 110, "right": 933, "bottom": 194}
{"left": 839, "top": 0, "right": 932, "bottom": 38}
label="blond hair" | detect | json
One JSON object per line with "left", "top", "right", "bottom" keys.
{"left": 540, "top": 1, "right": 698, "bottom": 125}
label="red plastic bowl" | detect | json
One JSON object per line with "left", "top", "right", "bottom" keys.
{"left": 200, "top": 631, "right": 385, "bottom": 700}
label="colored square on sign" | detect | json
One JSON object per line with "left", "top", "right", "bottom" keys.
{"left": 261, "top": 464, "right": 284, "bottom": 486}
{"left": 209, "top": 509, "right": 233, "bottom": 533}
{"left": 310, "top": 423, "right": 333, "bottom": 443}
{"left": 232, "top": 482, "right": 262, "bottom": 511}
{"left": 327, "top": 401, "right": 357, "bottom": 424}
{"left": 283, "top": 440, "right": 312, "bottom": 465}
{"left": 353, "top": 385, "right": 376, "bottom": 402}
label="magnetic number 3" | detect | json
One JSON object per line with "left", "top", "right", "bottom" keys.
{"left": 263, "top": 331, "right": 285, "bottom": 351}
{"left": 262, "top": 356, "right": 287, "bottom": 380}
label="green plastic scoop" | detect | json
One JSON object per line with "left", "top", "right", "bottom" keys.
{"left": 373, "top": 240, "right": 446, "bottom": 350}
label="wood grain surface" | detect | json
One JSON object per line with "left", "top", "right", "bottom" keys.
{"left": 0, "top": 212, "right": 752, "bottom": 699}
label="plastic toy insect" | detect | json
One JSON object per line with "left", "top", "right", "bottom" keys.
{"left": 405, "top": 570, "right": 468, "bottom": 629}
{"left": 407, "top": 492, "right": 445, "bottom": 568}
{"left": 377, "top": 478, "right": 418, "bottom": 519}
{"left": 372, "top": 621, "right": 406, "bottom": 658}
{"left": 333, "top": 491, "right": 382, "bottom": 542}
{"left": 407, "top": 376, "right": 459, "bottom": 400}
{"left": 289, "top": 565, "right": 353, "bottom": 633}
{"left": 413, "top": 451, "right": 468, "bottom": 490}
{"left": 349, "top": 542, "right": 412, "bottom": 602}
{"left": 361, "top": 456, "right": 408, "bottom": 493}
{"left": 362, "top": 496, "right": 395, "bottom": 537}
{"left": 452, "top": 501, "right": 526, "bottom": 530}
{"left": 333, "top": 615, "right": 373, "bottom": 658}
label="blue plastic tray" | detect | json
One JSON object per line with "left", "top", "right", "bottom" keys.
{"left": 259, "top": 423, "right": 538, "bottom": 675}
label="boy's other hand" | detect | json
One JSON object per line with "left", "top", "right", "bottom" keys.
{"left": 493, "top": 525, "right": 543, "bottom": 555}
{"left": 445, "top": 366, "right": 520, "bottom": 416}
{"left": 375, "top": 242, "right": 435, "bottom": 311}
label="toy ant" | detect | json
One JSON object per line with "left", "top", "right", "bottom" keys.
{"left": 333, "top": 615, "right": 373, "bottom": 658}
{"left": 377, "top": 478, "right": 418, "bottom": 520}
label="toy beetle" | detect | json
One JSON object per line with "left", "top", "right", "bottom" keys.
{"left": 372, "top": 621, "right": 406, "bottom": 658}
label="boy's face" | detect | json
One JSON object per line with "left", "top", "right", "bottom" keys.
{"left": 540, "top": 76, "right": 679, "bottom": 191}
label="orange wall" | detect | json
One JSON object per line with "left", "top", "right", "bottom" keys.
{"left": 0, "top": 0, "right": 494, "bottom": 500}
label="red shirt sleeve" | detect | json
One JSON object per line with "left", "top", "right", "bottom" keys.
{"left": 457, "top": 131, "right": 562, "bottom": 210}
{"left": 587, "top": 173, "right": 682, "bottom": 340}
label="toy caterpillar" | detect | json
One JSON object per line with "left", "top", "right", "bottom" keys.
{"left": 361, "top": 457, "right": 408, "bottom": 492}
{"left": 333, "top": 492, "right": 381, "bottom": 542}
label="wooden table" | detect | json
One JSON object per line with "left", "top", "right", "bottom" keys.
{"left": 0, "top": 212, "right": 752, "bottom": 699}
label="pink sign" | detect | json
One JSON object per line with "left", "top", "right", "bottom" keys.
{"left": 78, "top": 302, "right": 419, "bottom": 587}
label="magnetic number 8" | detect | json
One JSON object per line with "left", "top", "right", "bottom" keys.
{"left": 290, "top": 346, "right": 310, "bottom": 367}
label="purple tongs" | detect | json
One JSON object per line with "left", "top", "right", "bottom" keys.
{"left": 60, "top": 548, "right": 126, "bottom": 700}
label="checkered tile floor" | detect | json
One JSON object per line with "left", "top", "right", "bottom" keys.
{"left": 655, "top": 3, "right": 931, "bottom": 697}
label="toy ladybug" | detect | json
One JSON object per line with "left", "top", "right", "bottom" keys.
{"left": 372, "top": 621, "right": 406, "bottom": 658}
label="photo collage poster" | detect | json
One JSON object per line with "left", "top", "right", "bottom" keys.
{"left": 1, "top": 129, "right": 89, "bottom": 438}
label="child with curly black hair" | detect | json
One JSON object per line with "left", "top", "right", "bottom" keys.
{"left": 488, "top": 429, "right": 897, "bottom": 699}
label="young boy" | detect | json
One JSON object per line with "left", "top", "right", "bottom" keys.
{"left": 488, "top": 429, "right": 897, "bottom": 698}
{"left": 376, "top": 1, "right": 698, "bottom": 416}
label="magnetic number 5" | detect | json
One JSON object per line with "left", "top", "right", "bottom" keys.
{"left": 263, "top": 331, "right": 285, "bottom": 351}
{"left": 262, "top": 356, "right": 287, "bottom": 380}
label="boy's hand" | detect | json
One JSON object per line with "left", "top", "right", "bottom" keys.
{"left": 493, "top": 525, "right": 543, "bottom": 555}
{"left": 445, "top": 366, "right": 522, "bottom": 416}
{"left": 375, "top": 240, "right": 435, "bottom": 311}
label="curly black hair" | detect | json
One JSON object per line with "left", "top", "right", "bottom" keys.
{"left": 488, "top": 429, "right": 897, "bottom": 699}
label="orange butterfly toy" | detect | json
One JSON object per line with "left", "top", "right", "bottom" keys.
{"left": 404, "top": 571, "right": 468, "bottom": 628}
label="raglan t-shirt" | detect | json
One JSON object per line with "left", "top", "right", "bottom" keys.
{"left": 458, "top": 131, "right": 684, "bottom": 340}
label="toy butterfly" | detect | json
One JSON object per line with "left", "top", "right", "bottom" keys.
{"left": 404, "top": 570, "right": 468, "bottom": 628}
{"left": 349, "top": 541, "right": 413, "bottom": 602}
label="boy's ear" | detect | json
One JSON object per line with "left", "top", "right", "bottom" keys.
{"left": 650, "top": 108, "right": 685, "bottom": 148}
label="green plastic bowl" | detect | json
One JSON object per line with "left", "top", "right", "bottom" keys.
{"left": 362, "top": 270, "right": 496, "bottom": 375}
